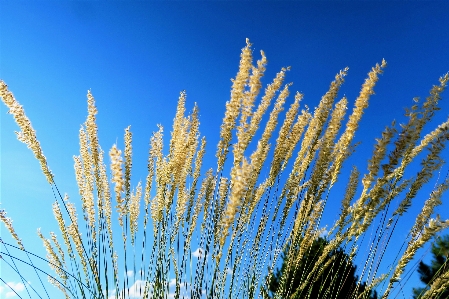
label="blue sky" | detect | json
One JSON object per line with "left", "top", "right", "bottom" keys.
{"left": 1, "top": 1, "right": 449, "bottom": 298}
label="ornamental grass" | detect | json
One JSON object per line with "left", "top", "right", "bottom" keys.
{"left": 1, "top": 39, "right": 449, "bottom": 299}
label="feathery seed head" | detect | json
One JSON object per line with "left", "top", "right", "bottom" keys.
{"left": 217, "top": 39, "right": 253, "bottom": 171}
{"left": 0, "top": 209, "right": 24, "bottom": 250}
{"left": 130, "top": 181, "right": 142, "bottom": 245}
{"left": 110, "top": 143, "right": 126, "bottom": 226}
{"left": 0, "top": 81, "right": 54, "bottom": 183}
{"left": 86, "top": 91, "right": 100, "bottom": 175}
{"left": 124, "top": 126, "right": 133, "bottom": 198}
{"left": 220, "top": 158, "right": 252, "bottom": 247}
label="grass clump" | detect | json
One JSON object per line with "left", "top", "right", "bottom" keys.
{"left": 1, "top": 39, "right": 449, "bottom": 299}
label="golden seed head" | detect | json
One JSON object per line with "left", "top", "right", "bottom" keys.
{"left": 0, "top": 81, "right": 54, "bottom": 184}
{"left": 0, "top": 209, "right": 24, "bottom": 250}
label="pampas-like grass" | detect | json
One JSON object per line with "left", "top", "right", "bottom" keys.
{"left": 1, "top": 40, "right": 449, "bottom": 299}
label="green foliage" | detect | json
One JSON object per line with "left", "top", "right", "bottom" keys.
{"left": 262, "top": 237, "right": 378, "bottom": 299}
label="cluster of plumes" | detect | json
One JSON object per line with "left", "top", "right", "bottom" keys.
{"left": 279, "top": 68, "right": 349, "bottom": 222}
{"left": 2, "top": 40, "right": 449, "bottom": 299}
{"left": 41, "top": 92, "right": 111, "bottom": 295}
{"left": 347, "top": 73, "right": 449, "bottom": 240}
{"left": 64, "top": 197, "right": 89, "bottom": 285}
{"left": 210, "top": 44, "right": 449, "bottom": 298}
{"left": 37, "top": 228, "right": 69, "bottom": 298}
{"left": 0, "top": 80, "right": 54, "bottom": 184}
{"left": 331, "top": 60, "right": 387, "bottom": 185}
{"left": 383, "top": 215, "right": 449, "bottom": 298}
{"left": 268, "top": 92, "right": 309, "bottom": 185}
{"left": 50, "top": 193, "right": 95, "bottom": 294}
{"left": 382, "top": 176, "right": 449, "bottom": 298}
{"left": 77, "top": 126, "right": 96, "bottom": 231}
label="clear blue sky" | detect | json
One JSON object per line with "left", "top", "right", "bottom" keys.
{"left": 1, "top": 1, "right": 449, "bottom": 298}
